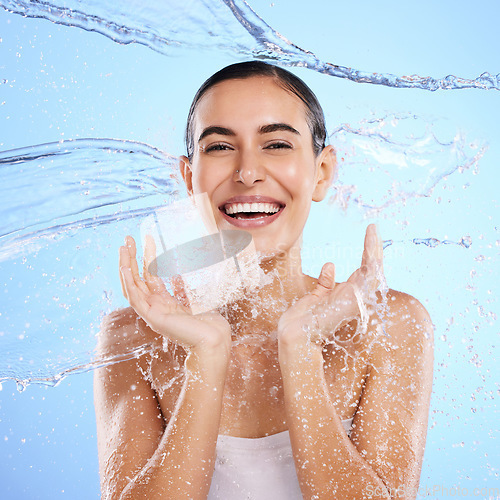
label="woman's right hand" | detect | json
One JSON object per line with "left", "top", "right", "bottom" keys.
{"left": 119, "top": 235, "right": 232, "bottom": 356}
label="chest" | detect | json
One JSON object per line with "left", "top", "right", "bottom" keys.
{"left": 145, "top": 338, "right": 368, "bottom": 437}
{"left": 224, "top": 341, "right": 368, "bottom": 433}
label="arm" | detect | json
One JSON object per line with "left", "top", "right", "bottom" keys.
{"left": 278, "top": 225, "right": 433, "bottom": 499}
{"left": 94, "top": 311, "right": 230, "bottom": 500}
{"left": 350, "top": 292, "right": 434, "bottom": 496}
{"left": 279, "top": 291, "right": 433, "bottom": 499}
{"left": 94, "top": 237, "right": 232, "bottom": 499}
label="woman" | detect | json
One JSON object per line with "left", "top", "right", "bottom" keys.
{"left": 94, "top": 61, "right": 434, "bottom": 499}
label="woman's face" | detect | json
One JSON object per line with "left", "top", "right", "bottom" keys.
{"left": 181, "top": 76, "right": 335, "bottom": 256}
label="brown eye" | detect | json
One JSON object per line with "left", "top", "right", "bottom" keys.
{"left": 265, "top": 142, "right": 292, "bottom": 150}
{"left": 205, "top": 143, "right": 233, "bottom": 152}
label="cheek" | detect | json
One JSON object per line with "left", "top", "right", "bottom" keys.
{"left": 281, "top": 161, "right": 316, "bottom": 199}
{"left": 191, "top": 167, "right": 216, "bottom": 195}
{"left": 191, "top": 176, "right": 205, "bottom": 194}
{"left": 191, "top": 157, "right": 231, "bottom": 195}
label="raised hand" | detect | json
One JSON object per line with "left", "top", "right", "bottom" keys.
{"left": 119, "top": 235, "right": 231, "bottom": 354}
{"left": 278, "top": 224, "right": 385, "bottom": 347}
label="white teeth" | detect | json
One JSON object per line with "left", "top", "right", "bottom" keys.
{"left": 225, "top": 202, "right": 281, "bottom": 215}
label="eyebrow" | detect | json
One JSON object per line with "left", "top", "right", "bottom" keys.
{"left": 198, "top": 123, "right": 301, "bottom": 142}
{"left": 259, "top": 123, "right": 300, "bottom": 136}
{"left": 198, "top": 126, "right": 235, "bottom": 142}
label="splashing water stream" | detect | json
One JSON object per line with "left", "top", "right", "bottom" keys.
{"left": 1, "top": 0, "right": 499, "bottom": 91}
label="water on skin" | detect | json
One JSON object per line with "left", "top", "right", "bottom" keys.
{"left": 0, "top": 112, "right": 482, "bottom": 387}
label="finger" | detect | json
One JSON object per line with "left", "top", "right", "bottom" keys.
{"left": 126, "top": 236, "right": 142, "bottom": 282}
{"left": 143, "top": 236, "right": 183, "bottom": 306}
{"left": 126, "top": 236, "right": 149, "bottom": 294}
{"left": 361, "top": 224, "right": 373, "bottom": 267}
{"left": 334, "top": 281, "right": 365, "bottom": 322}
{"left": 124, "top": 236, "right": 150, "bottom": 296}
{"left": 143, "top": 234, "right": 158, "bottom": 278}
{"left": 310, "top": 262, "right": 335, "bottom": 298}
{"left": 366, "top": 224, "right": 384, "bottom": 275}
{"left": 143, "top": 235, "right": 164, "bottom": 292}
{"left": 119, "top": 239, "right": 145, "bottom": 296}
{"left": 120, "top": 265, "right": 151, "bottom": 316}
{"left": 146, "top": 272, "right": 172, "bottom": 299}
{"left": 334, "top": 281, "right": 357, "bottom": 309}
{"left": 119, "top": 244, "right": 129, "bottom": 297}
{"left": 355, "top": 225, "right": 386, "bottom": 298}
{"left": 348, "top": 264, "right": 365, "bottom": 283}
{"left": 374, "top": 224, "right": 384, "bottom": 270}
{"left": 361, "top": 224, "right": 377, "bottom": 267}
{"left": 171, "top": 274, "right": 190, "bottom": 309}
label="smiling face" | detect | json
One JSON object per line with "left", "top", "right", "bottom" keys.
{"left": 180, "top": 76, "right": 335, "bottom": 258}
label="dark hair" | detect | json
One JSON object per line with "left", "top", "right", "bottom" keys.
{"left": 185, "top": 61, "right": 327, "bottom": 161}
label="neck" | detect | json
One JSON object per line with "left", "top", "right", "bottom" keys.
{"left": 221, "top": 246, "right": 314, "bottom": 340}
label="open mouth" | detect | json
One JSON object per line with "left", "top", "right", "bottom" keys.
{"left": 221, "top": 201, "right": 284, "bottom": 220}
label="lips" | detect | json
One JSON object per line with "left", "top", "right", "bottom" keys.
{"left": 219, "top": 196, "right": 285, "bottom": 228}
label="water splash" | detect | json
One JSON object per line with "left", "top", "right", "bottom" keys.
{"left": 383, "top": 235, "right": 472, "bottom": 250}
{"left": 10, "top": 342, "right": 155, "bottom": 389}
{"left": 0, "top": 114, "right": 482, "bottom": 387}
{"left": 0, "top": 138, "right": 178, "bottom": 261}
{"left": 0, "top": 139, "right": 179, "bottom": 387}
{"left": 329, "top": 113, "right": 487, "bottom": 217}
{"left": 0, "top": 3, "right": 492, "bottom": 387}
{"left": 1, "top": 0, "right": 498, "bottom": 91}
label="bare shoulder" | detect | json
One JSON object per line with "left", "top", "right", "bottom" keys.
{"left": 94, "top": 307, "right": 170, "bottom": 411}
{"left": 373, "top": 288, "right": 434, "bottom": 357}
{"left": 97, "top": 307, "right": 138, "bottom": 350}
{"left": 94, "top": 307, "right": 160, "bottom": 398}
{"left": 383, "top": 288, "right": 432, "bottom": 325}
{"left": 96, "top": 306, "right": 157, "bottom": 358}
{"left": 365, "top": 288, "right": 434, "bottom": 401}
{"left": 94, "top": 307, "right": 183, "bottom": 404}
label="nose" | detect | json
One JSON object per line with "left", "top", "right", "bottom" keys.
{"left": 233, "top": 149, "right": 266, "bottom": 186}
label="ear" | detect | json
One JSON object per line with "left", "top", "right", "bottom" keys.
{"left": 312, "top": 145, "right": 337, "bottom": 202}
{"left": 179, "top": 155, "right": 194, "bottom": 196}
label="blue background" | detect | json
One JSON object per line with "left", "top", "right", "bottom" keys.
{"left": 0, "top": 1, "right": 498, "bottom": 498}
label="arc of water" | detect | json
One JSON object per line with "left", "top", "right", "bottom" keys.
{"left": 1, "top": 0, "right": 498, "bottom": 91}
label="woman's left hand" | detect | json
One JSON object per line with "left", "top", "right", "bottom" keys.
{"left": 278, "top": 224, "right": 385, "bottom": 348}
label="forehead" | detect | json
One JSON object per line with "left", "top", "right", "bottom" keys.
{"left": 193, "top": 76, "right": 309, "bottom": 132}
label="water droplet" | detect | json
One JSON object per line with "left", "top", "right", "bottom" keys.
{"left": 460, "top": 235, "right": 472, "bottom": 248}
{"left": 16, "top": 381, "right": 27, "bottom": 393}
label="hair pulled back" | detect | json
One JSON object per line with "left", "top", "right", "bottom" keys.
{"left": 185, "top": 61, "right": 327, "bottom": 161}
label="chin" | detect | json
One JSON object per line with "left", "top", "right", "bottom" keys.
{"left": 254, "top": 240, "right": 300, "bottom": 263}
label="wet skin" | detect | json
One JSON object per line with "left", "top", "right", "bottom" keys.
{"left": 94, "top": 76, "right": 434, "bottom": 499}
